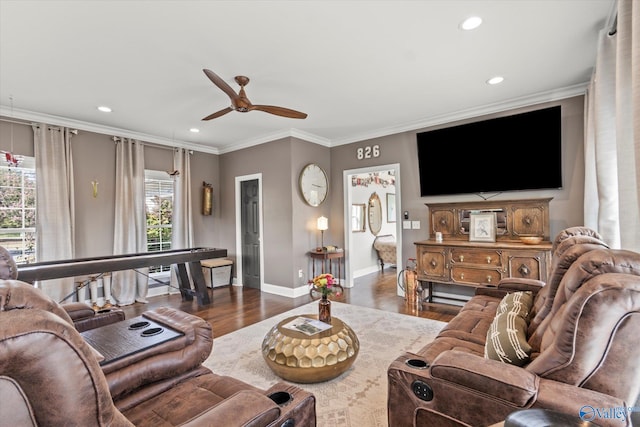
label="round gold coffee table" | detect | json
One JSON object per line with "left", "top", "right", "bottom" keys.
{"left": 261, "top": 314, "right": 359, "bottom": 383}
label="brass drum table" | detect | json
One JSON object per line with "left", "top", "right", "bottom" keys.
{"left": 261, "top": 314, "right": 359, "bottom": 383}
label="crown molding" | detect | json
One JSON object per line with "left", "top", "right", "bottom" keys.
{"left": 0, "top": 106, "right": 221, "bottom": 155}
{"left": 0, "top": 82, "right": 588, "bottom": 154}
{"left": 329, "top": 82, "right": 589, "bottom": 147}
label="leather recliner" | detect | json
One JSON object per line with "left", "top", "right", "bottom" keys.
{"left": 388, "top": 228, "right": 640, "bottom": 427}
{"left": 0, "top": 245, "right": 125, "bottom": 331}
{"left": 0, "top": 279, "right": 317, "bottom": 426}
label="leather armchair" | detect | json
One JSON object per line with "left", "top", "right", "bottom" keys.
{"left": 388, "top": 228, "right": 640, "bottom": 427}
{"left": 0, "top": 280, "right": 317, "bottom": 426}
{"left": 0, "top": 245, "right": 125, "bottom": 331}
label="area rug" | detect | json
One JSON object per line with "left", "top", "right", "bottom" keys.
{"left": 203, "top": 301, "right": 446, "bottom": 427}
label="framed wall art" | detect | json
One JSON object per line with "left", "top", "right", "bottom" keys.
{"left": 386, "top": 193, "right": 396, "bottom": 223}
{"left": 469, "top": 212, "right": 496, "bottom": 242}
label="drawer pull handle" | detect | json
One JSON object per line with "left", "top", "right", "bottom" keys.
{"left": 459, "top": 255, "right": 464, "bottom": 262}
{"left": 430, "top": 259, "right": 437, "bottom": 267}
{"left": 486, "top": 256, "right": 491, "bottom": 264}
{"left": 518, "top": 264, "right": 530, "bottom": 276}
{"left": 524, "top": 216, "right": 532, "bottom": 225}
{"left": 439, "top": 218, "right": 447, "bottom": 225}
{"left": 460, "top": 273, "right": 464, "bottom": 280}
{"left": 486, "top": 276, "right": 492, "bottom": 283}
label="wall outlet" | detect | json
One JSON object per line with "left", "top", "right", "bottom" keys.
{"left": 298, "top": 269, "right": 304, "bottom": 278}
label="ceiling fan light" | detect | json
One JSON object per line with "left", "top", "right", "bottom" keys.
{"left": 190, "top": 128, "right": 200, "bottom": 133}
{"left": 460, "top": 16, "right": 482, "bottom": 31}
{"left": 487, "top": 76, "right": 504, "bottom": 85}
{"left": 97, "top": 105, "right": 112, "bottom": 113}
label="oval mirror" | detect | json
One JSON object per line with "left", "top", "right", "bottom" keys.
{"left": 368, "top": 192, "right": 382, "bottom": 236}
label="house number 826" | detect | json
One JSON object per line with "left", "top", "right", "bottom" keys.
{"left": 356, "top": 145, "right": 380, "bottom": 160}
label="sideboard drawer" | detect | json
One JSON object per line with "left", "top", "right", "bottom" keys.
{"left": 450, "top": 248, "right": 502, "bottom": 267}
{"left": 417, "top": 246, "right": 448, "bottom": 281}
{"left": 506, "top": 251, "right": 546, "bottom": 280}
{"left": 450, "top": 266, "right": 502, "bottom": 286}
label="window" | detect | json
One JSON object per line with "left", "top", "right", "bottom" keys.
{"left": 0, "top": 158, "right": 36, "bottom": 265}
{"left": 145, "top": 170, "right": 173, "bottom": 274}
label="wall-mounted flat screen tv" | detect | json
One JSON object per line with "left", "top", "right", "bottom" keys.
{"left": 417, "top": 105, "right": 562, "bottom": 196}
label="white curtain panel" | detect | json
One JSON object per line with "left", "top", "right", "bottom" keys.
{"left": 584, "top": 0, "right": 639, "bottom": 252}
{"left": 170, "top": 148, "right": 194, "bottom": 289}
{"left": 111, "top": 139, "right": 148, "bottom": 305}
{"left": 33, "top": 124, "right": 76, "bottom": 302}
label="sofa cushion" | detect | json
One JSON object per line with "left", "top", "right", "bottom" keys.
{"left": 485, "top": 291, "right": 533, "bottom": 366}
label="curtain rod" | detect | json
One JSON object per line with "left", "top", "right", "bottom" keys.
{"left": 0, "top": 118, "right": 78, "bottom": 134}
{"left": 111, "top": 136, "right": 192, "bottom": 153}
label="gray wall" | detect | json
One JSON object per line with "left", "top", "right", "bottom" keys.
{"left": 0, "top": 122, "right": 221, "bottom": 258}
{"left": 1, "top": 94, "right": 585, "bottom": 295}
{"left": 330, "top": 96, "right": 585, "bottom": 269}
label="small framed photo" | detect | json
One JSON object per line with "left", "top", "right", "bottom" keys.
{"left": 386, "top": 193, "right": 396, "bottom": 223}
{"left": 469, "top": 212, "right": 496, "bottom": 242}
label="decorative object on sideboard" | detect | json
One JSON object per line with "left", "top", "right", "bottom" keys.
{"left": 520, "top": 236, "right": 543, "bottom": 245}
{"left": 469, "top": 212, "right": 497, "bottom": 242}
{"left": 202, "top": 181, "right": 213, "bottom": 215}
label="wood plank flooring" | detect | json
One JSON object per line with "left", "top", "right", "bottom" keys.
{"left": 119, "top": 267, "right": 460, "bottom": 337}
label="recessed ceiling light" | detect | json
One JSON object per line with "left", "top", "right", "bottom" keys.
{"left": 189, "top": 128, "right": 200, "bottom": 133}
{"left": 487, "top": 76, "right": 504, "bottom": 85}
{"left": 460, "top": 16, "right": 482, "bottom": 31}
{"left": 97, "top": 105, "right": 112, "bottom": 113}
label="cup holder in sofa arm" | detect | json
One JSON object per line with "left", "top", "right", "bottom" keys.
{"left": 406, "top": 359, "right": 429, "bottom": 369}
{"left": 128, "top": 321, "right": 151, "bottom": 330}
{"left": 140, "top": 327, "right": 164, "bottom": 337}
{"left": 268, "top": 391, "right": 293, "bottom": 406}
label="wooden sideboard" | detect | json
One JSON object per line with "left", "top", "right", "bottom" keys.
{"left": 415, "top": 198, "right": 552, "bottom": 303}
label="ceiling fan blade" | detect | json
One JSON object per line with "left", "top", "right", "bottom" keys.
{"left": 250, "top": 105, "right": 308, "bottom": 119}
{"left": 203, "top": 69, "right": 240, "bottom": 103}
{"left": 202, "top": 106, "right": 233, "bottom": 121}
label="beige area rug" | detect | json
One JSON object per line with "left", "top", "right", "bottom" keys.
{"left": 203, "top": 301, "right": 446, "bottom": 427}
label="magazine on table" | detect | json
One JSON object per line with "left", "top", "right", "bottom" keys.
{"left": 282, "top": 316, "right": 332, "bottom": 336}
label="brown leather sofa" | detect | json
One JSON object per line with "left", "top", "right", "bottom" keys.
{"left": 0, "top": 279, "right": 316, "bottom": 426}
{"left": 0, "top": 245, "right": 125, "bottom": 331}
{"left": 388, "top": 227, "right": 640, "bottom": 427}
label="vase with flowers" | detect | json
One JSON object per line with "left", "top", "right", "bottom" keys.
{"left": 310, "top": 273, "right": 339, "bottom": 324}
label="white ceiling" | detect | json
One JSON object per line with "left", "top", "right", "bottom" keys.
{"left": 0, "top": 0, "right": 615, "bottom": 154}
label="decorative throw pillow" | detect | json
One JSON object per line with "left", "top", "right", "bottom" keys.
{"left": 485, "top": 291, "right": 533, "bottom": 366}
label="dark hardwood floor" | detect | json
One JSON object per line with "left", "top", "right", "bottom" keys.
{"left": 119, "top": 267, "right": 460, "bottom": 337}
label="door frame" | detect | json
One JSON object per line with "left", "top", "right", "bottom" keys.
{"left": 234, "top": 173, "right": 264, "bottom": 288}
{"left": 342, "top": 163, "right": 402, "bottom": 293}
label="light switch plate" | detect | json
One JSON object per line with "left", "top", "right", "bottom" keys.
{"left": 412, "top": 221, "right": 421, "bottom": 229}
{"left": 403, "top": 220, "right": 412, "bottom": 230}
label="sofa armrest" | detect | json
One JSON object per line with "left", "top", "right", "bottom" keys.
{"left": 430, "top": 350, "right": 538, "bottom": 406}
{"left": 100, "top": 307, "right": 213, "bottom": 401}
{"left": 63, "top": 302, "right": 125, "bottom": 332}
{"left": 180, "top": 390, "right": 280, "bottom": 427}
{"left": 475, "top": 278, "right": 545, "bottom": 298}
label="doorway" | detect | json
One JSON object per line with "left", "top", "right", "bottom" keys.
{"left": 343, "top": 163, "right": 402, "bottom": 293}
{"left": 235, "top": 174, "right": 264, "bottom": 289}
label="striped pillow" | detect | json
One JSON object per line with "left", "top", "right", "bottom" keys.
{"left": 485, "top": 291, "right": 533, "bottom": 366}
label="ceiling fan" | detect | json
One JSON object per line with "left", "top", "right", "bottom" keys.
{"left": 201, "top": 69, "right": 308, "bottom": 121}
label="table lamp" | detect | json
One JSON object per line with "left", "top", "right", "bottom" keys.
{"left": 317, "top": 216, "right": 328, "bottom": 249}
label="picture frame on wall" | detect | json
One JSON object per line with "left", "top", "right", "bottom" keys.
{"left": 469, "top": 212, "right": 496, "bottom": 242}
{"left": 386, "top": 193, "right": 396, "bottom": 223}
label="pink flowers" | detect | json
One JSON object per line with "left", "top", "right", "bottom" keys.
{"left": 311, "top": 273, "right": 338, "bottom": 297}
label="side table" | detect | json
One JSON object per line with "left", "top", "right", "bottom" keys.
{"left": 308, "top": 249, "right": 344, "bottom": 282}
{"left": 261, "top": 314, "right": 359, "bottom": 383}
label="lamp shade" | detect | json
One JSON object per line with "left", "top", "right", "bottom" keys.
{"left": 317, "top": 216, "right": 328, "bottom": 231}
